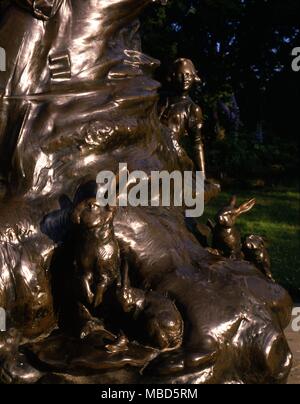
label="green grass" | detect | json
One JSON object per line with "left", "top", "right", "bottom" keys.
{"left": 201, "top": 187, "right": 300, "bottom": 299}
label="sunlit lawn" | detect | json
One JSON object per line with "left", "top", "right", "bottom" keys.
{"left": 201, "top": 187, "right": 300, "bottom": 299}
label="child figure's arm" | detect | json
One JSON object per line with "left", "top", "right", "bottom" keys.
{"left": 189, "top": 103, "right": 206, "bottom": 176}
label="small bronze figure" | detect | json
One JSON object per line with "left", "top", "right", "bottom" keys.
{"left": 117, "top": 264, "right": 184, "bottom": 351}
{"left": 208, "top": 196, "right": 256, "bottom": 259}
{"left": 160, "top": 58, "right": 206, "bottom": 176}
{"left": 71, "top": 198, "right": 121, "bottom": 310}
{"left": 243, "top": 235, "right": 274, "bottom": 281}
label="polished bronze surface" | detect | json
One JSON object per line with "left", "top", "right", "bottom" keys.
{"left": 0, "top": 0, "right": 293, "bottom": 384}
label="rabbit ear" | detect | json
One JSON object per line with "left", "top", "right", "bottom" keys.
{"left": 122, "top": 261, "right": 130, "bottom": 290}
{"left": 236, "top": 198, "right": 256, "bottom": 216}
{"left": 71, "top": 201, "right": 86, "bottom": 224}
{"left": 107, "top": 168, "right": 130, "bottom": 207}
{"left": 106, "top": 205, "right": 117, "bottom": 214}
{"left": 207, "top": 219, "right": 215, "bottom": 231}
{"left": 260, "top": 236, "right": 269, "bottom": 246}
{"left": 229, "top": 196, "right": 237, "bottom": 208}
{"left": 104, "top": 205, "right": 117, "bottom": 223}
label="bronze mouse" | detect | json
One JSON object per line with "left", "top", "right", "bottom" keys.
{"left": 71, "top": 198, "right": 121, "bottom": 310}
{"left": 243, "top": 235, "right": 274, "bottom": 281}
{"left": 117, "top": 263, "right": 183, "bottom": 351}
{"left": 209, "top": 196, "right": 256, "bottom": 259}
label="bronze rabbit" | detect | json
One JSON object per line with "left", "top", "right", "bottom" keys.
{"left": 71, "top": 198, "right": 121, "bottom": 311}
{"left": 209, "top": 196, "right": 256, "bottom": 259}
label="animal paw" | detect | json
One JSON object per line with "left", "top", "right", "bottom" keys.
{"left": 144, "top": 336, "right": 219, "bottom": 377}
{"left": 80, "top": 318, "right": 115, "bottom": 341}
{"left": 105, "top": 334, "right": 129, "bottom": 354}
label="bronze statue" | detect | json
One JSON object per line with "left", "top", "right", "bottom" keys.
{"left": 71, "top": 198, "right": 121, "bottom": 310}
{"left": 208, "top": 196, "right": 256, "bottom": 259}
{"left": 70, "top": 197, "right": 123, "bottom": 340}
{"left": 0, "top": 0, "right": 294, "bottom": 384}
{"left": 117, "top": 263, "right": 184, "bottom": 351}
{"left": 243, "top": 235, "right": 274, "bottom": 281}
{"left": 207, "top": 199, "right": 275, "bottom": 280}
{"left": 0, "top": 0, "right": 166, "bottom": 197}
{"left": 160, "top": 58, "right": 206, "bottom": 176}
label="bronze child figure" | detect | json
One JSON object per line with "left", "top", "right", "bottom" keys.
{"left": 159, "top": 58, "right": 206, "bottom": 177}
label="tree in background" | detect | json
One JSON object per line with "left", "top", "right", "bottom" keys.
{"left": 141, "top": 0, "right": 300, "bottom": 181}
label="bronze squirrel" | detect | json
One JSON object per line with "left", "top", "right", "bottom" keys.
{"left": 243, "top": 235, "right": 274, "bottom": 281}
{"left": 117, "top": 263, "right": 183, "bottom": 351}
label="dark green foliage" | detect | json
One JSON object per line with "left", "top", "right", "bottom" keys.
{"left": 207, "top": 133, "right": 300, "bottom": 182}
